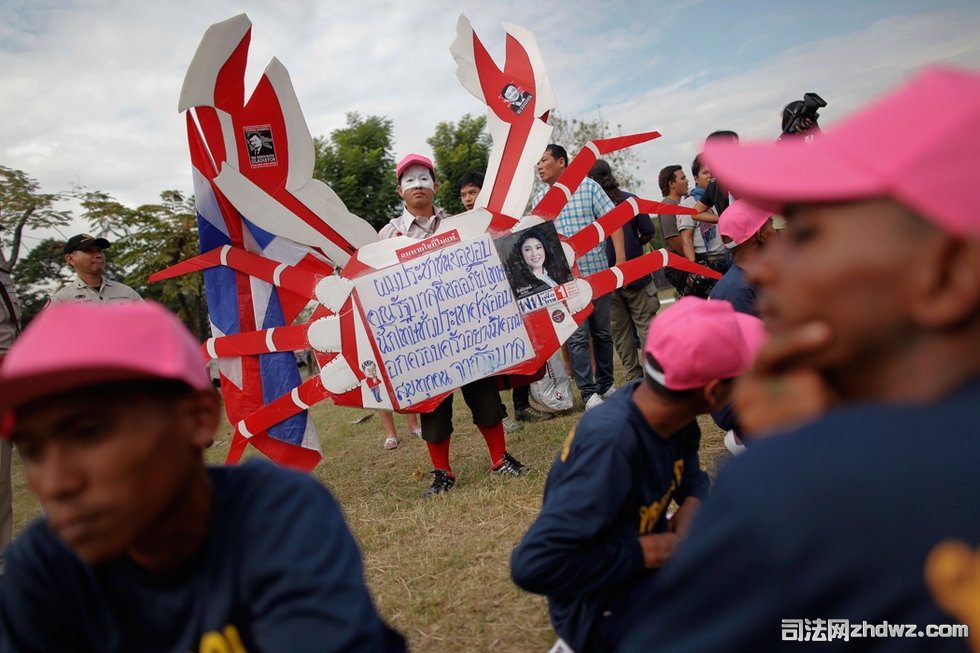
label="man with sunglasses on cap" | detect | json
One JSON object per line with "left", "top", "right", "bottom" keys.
{"left": 49, "top": 233, "right": 141, "bottom": 304}
{"left": 0, "top": 301, "right": 405, "bottom": 652}
{"left": 618, "top": 66, "right": 980, "bottom": 652}
{"left": 511, "top": 297, "right": 766, "bottom": 653}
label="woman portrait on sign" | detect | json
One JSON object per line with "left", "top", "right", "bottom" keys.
{"left": 508, "top": 227, "right": 567, "bottom": 300}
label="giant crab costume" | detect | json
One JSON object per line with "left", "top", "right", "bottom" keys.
{"left": 152, "top": 14, "right": 718, "bottom": 470}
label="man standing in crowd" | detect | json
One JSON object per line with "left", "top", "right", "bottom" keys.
{"left": 657, "top": 165, "right": 696, "bottom": 295}
{"left": 0, "top": 301, "right": 405, "bottom": 651}
{"left": 618, "top": 66, "right": 980, "bottom": 652}
{"left": 383, "top": 155, "right": 528, "bottom": 498}
{"left": 533, "top": 144, "right": 624, "bottom": 410}
{"left": 589, "top": 159, "right": 660, "bottom": 384}
{"left": 680, "top": 154, "right": 731, "bottom": 283}
{"left": 709, "top": 199, "right": 777, "bottom": 454}
{"left": 457, "top": 171, "right": 484, "bottom": 212}
{"left": 691, "top": 130, "right": 739, "bottom": 223}
{"left": 710, "top": 198, "right": 776, "bottom": 316}
{"left": 49, "top": 233, "right": 141, "bottom": 304}
{"left": 512, "top": 297, "right": 765, "bottom": 653}
{"left": 457, "top": 171, "right": 550, "bottom": 430}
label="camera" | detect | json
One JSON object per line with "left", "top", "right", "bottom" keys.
{"left": 781, "top": 92, "right": 827, "bottom": 135}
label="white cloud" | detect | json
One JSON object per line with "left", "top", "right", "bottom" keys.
{"left": 1, "top": 0, "right": 979, "bottom": 259}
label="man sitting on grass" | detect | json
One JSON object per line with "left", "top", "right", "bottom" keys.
{"left": 511, "top": 297, "right": 765, "bottom": 653}
{"left": 0, "top": 300, "right": 405, "bottom": 652}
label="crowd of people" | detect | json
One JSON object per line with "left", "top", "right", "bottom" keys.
{"left": 0, "top": 65, "right": 978, "bottom": 652}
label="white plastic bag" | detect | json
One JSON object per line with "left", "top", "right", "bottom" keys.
{"left": 529, "top": 350, "right": 574, "bottom": 411}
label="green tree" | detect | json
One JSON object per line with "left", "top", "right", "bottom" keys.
{"left": 313, "top": 112, "right": 400, "bottom": 231}
{"left": 426, "top": 114, "right": 491, "bottom": 214}
{"left": 546, "top": 109, "right": 645, "bottom": 193}
{"left": 11, "top": 237, "right": 70, "bottom": 327}
{"left": 0, "top": 166, "right": 73, "bottom": 271}
{"left": 80, "top": 189, "right": 208, "bottom": 339}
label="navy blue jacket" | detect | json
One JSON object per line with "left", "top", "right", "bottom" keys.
{"left": 512, "top": 381, "right": 709, "bottom": 652}
{"left": 618, "top": 379, "right": 980, "bottom": 652}
{"left": 0, "top": 461, "right": 405, "bottom": 653}
{"left": 709, "top": 263, "right": 756, "bottom": 316}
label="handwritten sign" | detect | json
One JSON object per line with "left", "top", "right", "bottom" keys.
{"left": 354, "top": 233, "right": 533, "bottom": 408}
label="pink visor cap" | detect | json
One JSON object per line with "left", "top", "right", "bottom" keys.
{"left": 703, "top": 66, "right": 980, "bottom": 237}
{"left": 0, "top": 301, "right": 211, "bottom": 415}
{"left": 396, "top": 153, "right": 435, "bottom": 180}
{"left": 644, "top": 296, "right": 767, "bottom": 391}
{"left": 719, "top": 199, "right": 774, "bottom": 249}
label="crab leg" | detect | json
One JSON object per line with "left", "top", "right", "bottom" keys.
{"left": 585, "top": 249, "right": 722, "bottom": 298}
{"left": 532, "top": 133, "right": 661, "bottom": 220}
{"left": 565, "top": 198, "right": 696, "bottom": 259}
{"left": 150, "top": 245, "right": 330, "bottom": 299}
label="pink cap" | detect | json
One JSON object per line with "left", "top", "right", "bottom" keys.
{"left": 0, "top": 301, "right": 211, "bottom": 415}
{"left": 644, "top": 296, "right": 767, "bottom": 391}
{"left": 396, "top": 153, "right": 434, "bottom": 181}
{"left": 703, "top": 66, "right": 980, "bottom": 236}
{"left": 719, "top": 199, "right": 774, "bottom": 249}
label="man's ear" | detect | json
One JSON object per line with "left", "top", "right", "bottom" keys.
{"left": 433, "top": 182, "right": 439, "bottom": 195}
{"left": 701, "top": 378, "right": 734, "bottom": 412}
{"left": 910, "top": 236, "right": 980, "bottom": 328}
{"left": 178, "top": 390, "right": 222, "bottom": 449}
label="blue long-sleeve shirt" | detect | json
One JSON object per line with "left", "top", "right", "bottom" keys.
{"left": 511, "top": 381, "right": 709, "bottom": 652}
{"left": 0, "top": 461, "right": 405, "bottom": 653}
{"left": 618, "top": 379, "right": 980, "bottom": 653}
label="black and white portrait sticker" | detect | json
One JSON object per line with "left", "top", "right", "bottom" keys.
{"left": 244, "top": 126, "right": 277, "bottom": 167}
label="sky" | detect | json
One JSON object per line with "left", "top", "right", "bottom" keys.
{"left": 2, "top": 0, "right": 980, "bottom": 257}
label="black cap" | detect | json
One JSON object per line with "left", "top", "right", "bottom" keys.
{"left": 63, "top": 234, "right": 111, "bottom": 255}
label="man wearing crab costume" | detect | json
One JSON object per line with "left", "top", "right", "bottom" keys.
{"left": 378, "top": 153, "right": 529, "bottom": 497}
{"left": 152, "top": 13, "right": 717, "bottom": 475}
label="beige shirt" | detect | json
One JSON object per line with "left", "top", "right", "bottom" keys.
{"left": 377, "top": 207, "right": 447, "bottom": 241}
{"left": 48, "top": 276, "right": 142, "bottom": 305}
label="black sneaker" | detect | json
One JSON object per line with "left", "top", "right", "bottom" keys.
{"left": 491, "top": 453, "right": 530, "bottom": 477}
{"left": 423, "top": 469, "right": 456, "bottom": 498}
{"left": 515, "top": 406, "right": 554, "bottom": 422}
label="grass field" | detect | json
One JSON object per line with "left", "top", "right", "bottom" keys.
{"left": 10, "top": 377, "right": 730, "bottom": 653}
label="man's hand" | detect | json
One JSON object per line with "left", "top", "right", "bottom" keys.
{"left": 639, "top": 532, "right": 680, "bottom": 569}
{"left": 667, "top": 497, "right": 702, "bottom": 540}
{"left": 734, "top": 322, "right": 837, "bottom": 435}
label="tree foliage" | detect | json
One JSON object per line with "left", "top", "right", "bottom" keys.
{"left": 313, "top": 112, "right": 400, "bottom": 231}
{"left": 11, "top": 237, "right": 69, "bottom": 327}
{"left": 426, "top": 114, "right": 491, "bottom": 215}
{"left": 0, "top": 166, "right": 73, "bottom": 270}
{"left": 545, "top": 109, "right": 645, "bottom": 193}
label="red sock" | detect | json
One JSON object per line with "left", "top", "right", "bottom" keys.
{"left": 426, "top": 437, "right": 453, "bottom": 476}
{"left": 478, "top": 422, "right": 507, "bottom": 468}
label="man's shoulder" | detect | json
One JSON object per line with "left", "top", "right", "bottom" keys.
{"left": 720, "top": 384, "right": 980, "bottom": 499}
{"left": 577, "top": 177, "right": 614, "bottom": 207}
{"left": 567, "top": 384, "right": 649, "bottom": 451}
{"left": 103, "top": 278, "right": 141, "bottom": 298}
{"left": 4, "top": 518, "right": 84, "bottom": 587}
{"left": 211, "top": 459, "right": 325, "bottom": 502}
{"left": 49, "top": 278, "right": 90, "bottom": 303}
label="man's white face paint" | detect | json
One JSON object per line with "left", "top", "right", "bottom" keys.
{"left": 399, "top": 164, "right": 435, "bottom": 191}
